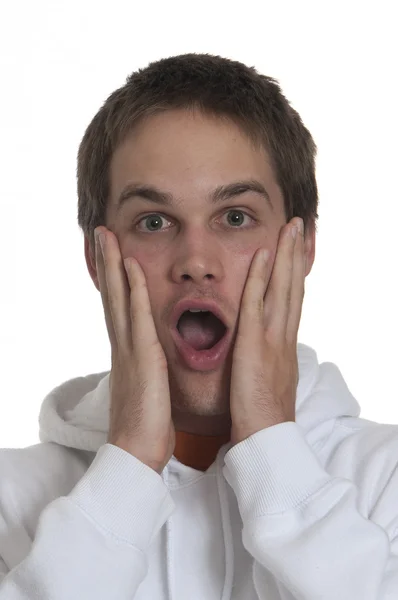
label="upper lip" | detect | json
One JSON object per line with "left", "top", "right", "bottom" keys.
{"left": 171, "top": 298, "right": 230, "bottom": 331}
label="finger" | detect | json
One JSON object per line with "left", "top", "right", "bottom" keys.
{"left": 263, "top": 221, "right": 297, "bottom": 340}
{"left": 238, "top": 247, "right": 271, "bottom": 338}
{"left": 95, "top": 228, "right": 132, "bottom": 355}
{"left": 123, "top": 256, "right": 163, "bottom": 355}
{"left": 95, "top": 228, "right": 117, "bottom": 350}
{"left": 286, "top": 221, "right": 305, "bottom": 343}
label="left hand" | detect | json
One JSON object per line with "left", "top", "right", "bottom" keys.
{"left": 230, "top": 217, "right": 306, "bottom": 447}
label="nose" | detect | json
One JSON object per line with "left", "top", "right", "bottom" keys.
{"left": 171, "top": 244, "right": 224, "bottom": 286}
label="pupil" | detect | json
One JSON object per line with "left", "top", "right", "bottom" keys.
{"left": 146, "top": 215, "right": 162, "bottom": 231}
{"left": 228, "top": 211, "right": 244, "bottom": 226}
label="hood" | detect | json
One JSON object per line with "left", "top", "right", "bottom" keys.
{"left": 38, "top": 342, "right": 362, "bottom": 600}
{"left": 38, "top": 343, "right": 361, "bottom": 456}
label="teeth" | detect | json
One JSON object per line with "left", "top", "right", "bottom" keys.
{"left": 188, "top": 309, "right": 210, "bottom": 313}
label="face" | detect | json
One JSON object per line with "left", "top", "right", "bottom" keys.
{"left": 86, "top": 108, "right": 314, "bottom": 434}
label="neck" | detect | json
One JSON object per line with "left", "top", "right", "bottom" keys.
{"left": 172, "top": 408, "right": 232, "bottom": 437}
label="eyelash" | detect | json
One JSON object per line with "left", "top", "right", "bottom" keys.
{"left": 134, "top": 209, "right": 256, "bottom": 233}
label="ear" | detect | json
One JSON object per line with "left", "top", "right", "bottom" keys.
{"left": 84, "top": 235, "right": 100, "bottom": 292}
{"left": 303, "top": 221, "right": 316, "bottom": 276}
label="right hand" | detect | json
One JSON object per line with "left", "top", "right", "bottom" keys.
{"left": 94, "top": 226, "right": 175, "bottom": 475}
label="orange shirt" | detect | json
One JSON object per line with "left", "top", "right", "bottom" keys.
{"left": 173, "top": 430, "right": 231, "bottom": 471}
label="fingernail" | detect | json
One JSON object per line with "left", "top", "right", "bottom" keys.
{"left": 291, "top": 226, "right": 298, "bottom": 239}
{"left": 297, "top": 218, "right": 304, "bottom": 234}
{"left": 98, "top": 233, "right": 105, "bottom": 252}
{"left": 95, "top": 229, "right": 105, "bottom": 252}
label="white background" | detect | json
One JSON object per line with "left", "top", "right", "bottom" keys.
{"left": 0, "top": 1, "right": 397, "bottom": 448}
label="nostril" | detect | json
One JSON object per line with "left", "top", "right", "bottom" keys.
{"left": 181, "top": 274, "right": 214, "bottom": 281}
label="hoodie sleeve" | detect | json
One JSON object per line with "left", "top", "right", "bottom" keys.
{"left": 223, "top": 421, "right": 398, "bottom": 600}
{"left": 0, "top": 443, "right": 175, "bottom": 599}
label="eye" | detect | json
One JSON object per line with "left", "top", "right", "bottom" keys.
{"left": 222, "top": 209, "right": 254, "bottom": 228}
{"left": 134, "top": 209, "right": 255, "bottom": 233}
{"left": 136, "top": 214, "right": 172, "bottom": 232}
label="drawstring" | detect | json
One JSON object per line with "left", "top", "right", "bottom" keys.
{"left": 216, "top": 449, "right": 234, "bottom": 600}
{"left": 162, "top": 449, "right": 234, "bottom": 600}
{"left": 163, "top": 465, "right": 175, "bottom": 600}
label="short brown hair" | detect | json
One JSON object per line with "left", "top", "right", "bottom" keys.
{"left": 77, "top": 53, "right": 319, "bottom": 250}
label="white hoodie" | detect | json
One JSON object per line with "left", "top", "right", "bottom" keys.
{"left": 0, "top": 343, "right": 397, "bottom": 599}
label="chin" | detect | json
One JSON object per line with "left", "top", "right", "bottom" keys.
{"left": 168, "top": 366, "right": 231, "bottom": 417}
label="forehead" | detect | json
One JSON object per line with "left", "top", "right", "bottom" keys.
{"left": 109, "top": 109, "right": 281, "bottom": 209}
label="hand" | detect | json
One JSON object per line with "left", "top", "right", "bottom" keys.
{"left": 229, "top": 217, "right": 305, "bottom": 446}
{"left": 95, "top": 227, "right": 175, "bottom": 474}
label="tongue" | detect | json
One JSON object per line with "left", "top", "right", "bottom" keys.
{"left": 178, "top": 312, "right": 225, "bottom": 351}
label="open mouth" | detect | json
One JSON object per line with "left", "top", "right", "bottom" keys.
{"left": 176, "top": 310, "right": 227, "bottom": 351}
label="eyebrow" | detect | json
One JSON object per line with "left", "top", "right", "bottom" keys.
{"left": 116, "top": 179, "right": 273, "bottom": 212}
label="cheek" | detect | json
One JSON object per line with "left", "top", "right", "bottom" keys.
{"left": 120, "top": 241, "right": 164, "bottom": 296}
{"left": 136, "top": 256, "right": 164, "bottom": 292}
{"left": 230, "top": 240, "right": 277, "bottom": 274}
{"left": 121, "top": 237, "right": 159, "bottom": 271}
{"left": 230, "top": 242, "right": 277, "bottom": 300}
{"left": 229, "top": 247, "right": 257, "bottom": 301}
{"left": 137, "top": 261, "right": 165, "bottom": 319}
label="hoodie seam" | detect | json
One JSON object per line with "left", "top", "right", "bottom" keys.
{"left": 0, "top": 457, "right": 25, "bottom": 537}
{"left": 166, "top": 471, "right": 217, "bottom": 490}
{"left": 310, "top": 418, "right": 340, "bottom": 455}
{"left": 66, "top": 495, "right": 166, "bottom": 549}
{"left": 311, "top": 418, "right": 363, "bottom": 457}
{"left": 333, "top": 421, "right": 364, "bottom": 434}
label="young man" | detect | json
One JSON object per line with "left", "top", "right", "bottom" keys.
{"left": 0, "top": 54, "right": 397, "bottom": 599}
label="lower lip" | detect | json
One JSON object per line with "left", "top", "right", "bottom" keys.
{"left": 171, "top": 326, "right": 231, "bottom": 372}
